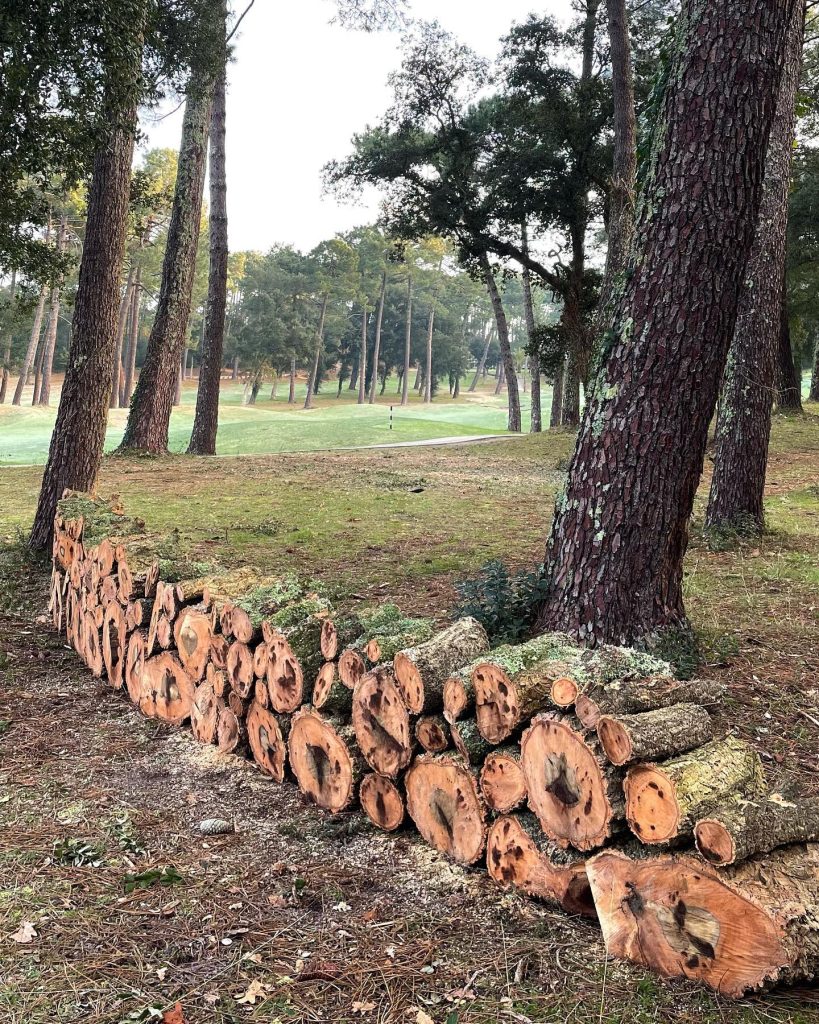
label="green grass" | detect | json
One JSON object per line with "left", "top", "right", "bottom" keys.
{"left": 0, "top": 374, "right": 551, "bottom": 465}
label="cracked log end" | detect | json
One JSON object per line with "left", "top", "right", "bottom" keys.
{"left": 360, "top": 773, "right": 405, "bottom": 831}
{"left": 266, "top": 631, "right": 305, "bottom": 713}
{"left": 351, "top": 666, "right": 413, "bottom": 778}
{"left": 320, "top": 618, "right": 338, "bottom": 661}
{"left": 405, "top": 754, "right": 487, "bottom": 865}
{"left": 102, "top": 601, "right": 127, "bottom": 689}
{"left": 480, "top": 749, "right": 527, "bottom": 813}
{"left": 191, "top": 676, "right": 219, "bottom": 745}
{"left": 247, "top": 701, "right": 289, "bottom": 782}
{"left": 393, "top": 650, "right": 424, "bottom": 713}
{"left": 338, "top": 647, "right": 367, "bottom": 689}
{"left": 288, "top": 708, "right": 358, "bottom": 813}
{"left": 145, "top": 652, "right": 195, "bottom": 725}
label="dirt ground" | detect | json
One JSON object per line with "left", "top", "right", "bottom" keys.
{"left": 2, "top": 414, "right": 819, "bottom": 1023}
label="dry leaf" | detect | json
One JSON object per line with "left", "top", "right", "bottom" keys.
{"left": 161, "top": 1003, "right": 185, "bottom": 1024}
{"left": 236, "top": 980, "right": 266, "bottom": 1005}
{"left": 416, "top": 1010, "right": 435, "bottom": 1024}
{"left": 203, "top": 992, "right": 219, "bottom": 1006}
{"left": 10, "top": 922, "right": 37, "bottom": 944}
{"left": 156, "top": 966, "right": 168, "bottom": 981}
{"left": 352, "top": 1001, "right": 376, "bottom": 1015}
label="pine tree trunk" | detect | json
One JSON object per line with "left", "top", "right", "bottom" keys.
{"left": 535, "top": 0, "right": 792, "bottom": 645}
{"left": 13, "top": 286, "right": 47, "bottom": 405}
{"left": 549, "top": 357, "right": 565, "bottom": 428}
{"left": 481, "top": 254, "right": 521, "bottom": 431}
{"left": 521, "top": 224, "right": 542, "bottom": 433}
{"left": 0, "top": 269, "right": 17, "bottom": 404}
{"left": 706, "top": 3, "right": 803, "bottom": 533}
{"left": 401, "top": 276, "right": 412, "bottom": 406}
{"left": 304, "top": 294, "right": 327, "bottom": 410}
{"left": 469, "top": 325, "right": 492, "bottom": 392}
{"left": 174, "top": 350, "right": 184, "bottom": 406}
{"left": 423, "top": 304, "right": 434, "bottom": 402}
{"left": 358, "top": 303, "right": 368, "bottom": 404}
{"left": 232, "top": 354, "right": 239, "bottom": 379}
{"left": 119, "top": 72, "right": 213, "bottom": 453}
{"left": 188, "top": 64, "right": 228, "bottom": 453}
{"left": 810, "top": 336, "right": 819, "bottom": 401}
{"left": 494, "top": 360, "right": 504, "bottom": 395}
{"left": 110, "top": 267, "right": 135, "bottom": 409}
{"left": 122, "top": 266, "right": 141, "bottom": 405}
{"left": 777, "top": 288, "right": 804, "bottom": 411}
{"left": 368, "top": 271, "right": 386, "bottom": 403}
{"left": 30, "top": 107, "right": 137, "bottom": 550}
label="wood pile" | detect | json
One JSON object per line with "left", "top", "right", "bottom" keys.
{"left": 49, "top": 493, "right": 819, "bottom": 998}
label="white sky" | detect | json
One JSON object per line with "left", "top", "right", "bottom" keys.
{"left": 139, "top": 0, "right": 573, "bottom": 254}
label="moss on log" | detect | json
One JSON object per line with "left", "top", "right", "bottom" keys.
{"left": 393, "top": 617, "right": 490, "bottom": 714}
{"left": 576, "top": 675, "right": 724, "bottom": 729}
{"left": 451, "top": 717, "right": 493, "bottom": 766}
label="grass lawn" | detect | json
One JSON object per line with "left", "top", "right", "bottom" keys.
{"left": 0, "top": 373, "right": 550, "bottom": 465}
{"left": 1, "top": 402, "right": 818, "bottom": 1023}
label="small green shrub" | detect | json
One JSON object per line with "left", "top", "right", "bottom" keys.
{"left": 454, "top": 560, "right": 548, "bottom": 644}
{"left": 52, "top": 837, "right": 105, "bottom": 867}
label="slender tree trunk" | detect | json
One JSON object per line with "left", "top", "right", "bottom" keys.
{"left": 453, "top": 374, "right": 460, "bottom": 398}
{"left": 469, "top": 324, "right": 493, "bottom": 392}
{"left": 550, "top": 357, "right": 565, "bottom": 429}
{"left": 423, "top": 304, "right": 435, "bottom": 402}
{"left": 494, "top": 361, "right": 505, "bottom": 395}
{"left": 481, "top": 254, "right": 521, "bottom": 432}
{"left": 38, "top": 216, "right": 68, "bottom": 407}
{"left": 414, "top": 363, "right": 422, "bottom": 391}
{"left": 521, "top": 224, "right": 542, "bottom": 433}
{"left": 369, "top": 271, "right": 386, "bottom": 403}
{"left": 289, "top": 353, "right": 296, "bottom": 403}
{"left": 119, "top": 71, "right": 214, "bottom": 453}
{"left": 304, "top": 294, "right": 328, "bottom": 410}
{"left": 232, "top": 355, "right": 239, "bottom": 379}
{"left": 777, "top": 288, "right": 804, "bottom": 411}
{"left": 401, "top": 276, "right": 412, "bottom": 406}
{"left": 122, "top": 266, "right": 141, "bottom": 405}
{"left": 174, "top": 350, "right": 184, "bottom": 405}
{"left": 0, "top": 269, "right": 17, "bottom": 404}
{"left": 535, "top": 0, "right": 791, "bottom": 644}
{"left": 110, "top": 267, "right": 135, "bottom": 408}
{"left": 30, "top": 104, "right": 137, "bottom": 549}
{"left": 358, "top": 303, "right": 368, "bottom": 404}
{"left": 810, "top": 336, "right": 819, "bottom": 402}
{"left": 13, "top": 285, "right": 47, "bottom": 405}
{"left": 32, "top": 325, "right": 46, "bottom": 406}
{"left": 270, "top": 373, "right": 278, "bottom": 400}
{"left": 349, "top": 353, "right": 359, "bottom": 391}
{"left": 706, "top": 1, "right": 804, "bottom": 532}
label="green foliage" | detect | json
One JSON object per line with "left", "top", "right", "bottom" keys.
{"left": 454, "top": 559, "right": 549, "bottom": 644}
{"left": 52, "top": 837, "right": 105, "bottom": 867}
{"left": 122, "top": 864, "right": 184, "bottom": 893}
{"left": 107, "top": 814, "right": 146, "bottom": 858}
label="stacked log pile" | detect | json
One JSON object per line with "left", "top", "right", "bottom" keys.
{"left": 49, "top": 493, "right": 819, "bottom": 998}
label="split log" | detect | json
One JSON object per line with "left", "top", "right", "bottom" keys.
{"left": 404, "top": 754, "right": 487, "bottom": 865}
{"left": 442, "top": 667, "right": 475, "bottom": 724}
{"left": 320, "top": 614, "right": 362, "bottom": 661}
{"left": 575, "top": 676, "right": 723, "bottom": 730}
{"left": 624, "top": 737, "right": 765, "bottom": 846}
{"left": 351, "top": 666, "right": 414, "bottom": 779}
{"left": 520, "top": 713, "right": 623, "bottom": 852}
{"left": 102, "top": 601, "right": 128, "bottom": 688}
{"left": 312, "top": 661, "right": 353, "bottom": 715}
{"left": 451, "top": 717, "right": 493, "bottom": 766}
{"left": 288, "top": 707, "right": 363, "bottom": 813}
{"left": 360, "top": 773, "right": 405, "bottom": 832}
{"left": 393, "top": 617, "right": 489, "bottom": 714}
{"left": 597, "top": 703, "right": 713, "bottom": 767}
{"left": 415, "top": 715, "right": 450, "bottom": 754}
{"left": 82, "top": 610, "right": 104, "bottom": 677}
{"left": 173, "top": 605, "right": 214, "bottom": 682}
{"left": 695, "top": 794, "right": 819, "bottom": 867}
{"left": 587, "top": 845, "right": 819, "bottom": 996}
{"left": 246, "top": 701, "right": 290, "bottom": 782}
{"left": 125, "top": 631, "right": 147, "bottom": 707}
{"left": 486, "top": 814, "right": 595, "bottom": 918}
{"left": 191, "top": 675, "right": 219, "bottom": 745}
{"left": 226, "top": 640, "right": 255, "bottom": 698}
{"left": 480, "top": 747, "right": 527, "bottom": 813}
{"left": 144, "top": 652, "right": 196, "bottom": 725}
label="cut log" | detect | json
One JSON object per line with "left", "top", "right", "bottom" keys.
{"left": 486, "top": 814, "right": 595, "bottom": 918}
{"left": 82, "top": 610, "right": 104, "bottom": 677}
{"left": 252, "top": 641, "right": 269, "bottom": 679}
{"left": 246, "top": 701, "right": 290, "bottom": 782}
{"left": 254, "top": 677, "right": 269, "bottom": 708}
{"left": 125, "top": 598, "right": 152, "bottom": 632}
{"left": 351, "top": 666, "right": 414, "bottom": 779}
{"left": 226, "top": 575, "right": 309, "bottom": 643}
{"left": 415, "top": 715, "right": 450, "bottom": 754}
{"left": 338, "top": 647, "right": 368, "bottom": 689}
{"left": 312, "top": 661, "right": 353, "bottom": 715}
{"left": 191, "top": 675, "right": 219, "bottom": 745}
{"left": 480, "top": 746, "right": 527, "bottom": 813}
{"left": 576, "top": 676, "right": 724, "bottom": 730}
{"left": 624, "top": 737, "right": 765, "bottom": 845}
{"left": 265, "top": 616, "right": 323, "bottom": 713}
{"left": 520, "top": 713, "right": 623, "bottom": 852}
{"left": 404, "top": 754, "right": 487, "bottom": 865}
{"left": 360, "top": 773, "right": 405, "bottom": 832}
{"left": 442, "top": 667, "right": 475, "bottom": 724}
{"left": 156, "top": 613, "right": 175, "bottom": 650}
{"left": 173, "top": 606, "right": 214, "bottom": 682}
{"left": 695, "top": 794, "right": 819, "bottom": 867}
{"left": 227, "top": 689, "right": 249, "bottom": 720}
{"left": 587, "top": 845, "right": 819, "bottom": 996}
{"left": 320, "top": 614, "right": 361, "bottom": 661}
{"left": 144, "top": 559, "right": 160, "bottom": 600}
{"left": 210, "top": 634, "right": 228, "bottom": 671}
{"left": 393, "top": 617, "right": 490, "bottom": 714}
{"left": 451, "top": 717, "right": 493, "bottom": 766}
{"left": 597, "top": 703, "right": 713, "bottom": 767}
{"left": 145, "top": 652, "right": 196, "bottom": 725}
{"left": 102, "top": 601, "right": 128, "bottom": 688}
{"left": 125, "top": 631, "right": 147, "bottom": 707}
{"left": 341, "top": 604, "right": 434, "bottom": 675}
{"left": 288, "top": 707, "right": 363, "bottom": 813}
{"left": 227, "top": 640, "right": 255, "bottom": 698}
{"left": 216, "top": 704, "right": 243, "bottom": 753}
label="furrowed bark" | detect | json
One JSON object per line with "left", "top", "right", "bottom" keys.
{"left": 597, "top": 703, "right": 714, "bottom": 767}
{"left": 393, "top": 617, "right": 489, "bottom": 714}
{"left": 574, "top": 675, "right": 720, "bottom": 730}
{"left": 695, "top": 794, "right": 819, "bottom": 867}
{"left": 451, "top": 716, "right": 492, "bottom": 766}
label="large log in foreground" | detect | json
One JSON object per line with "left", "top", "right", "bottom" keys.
{"left": 351, "top": 666, "right": 414, "bottom": 778}
{"left": 587, "top": 846, "right": 819, "bottom": 996}
{"left": 288, "top": 707, "right": 362, "bottom": 813}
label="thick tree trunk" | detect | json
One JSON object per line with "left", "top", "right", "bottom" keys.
{"left": 110, "top": 267, "right": 135, "bottom": 409}
{"left": 401, "top": 276, "right": 412, "bottom": 406}
{"left": 706, "top": 4, "right": 804, "bottom": 532}
{"left": 549, "top": 356, "right": 565, "bottom": 428}
{"left": 30, "top": 110, "right": 137, "bottom": 549}
{"left": 777, "top": 290, "right": 804, "bottom": 411}
{"left": 358, "top": 303, "right": 368, "bottom": 404}
{"left": 304, "top": 294, "right": 328, "bottom": 410}
{"left": 122, "top": 266, "right": 141, "bottom": 405}
{"left": 368, "top": 271, "right": 386, "bottom": 403}
{"left": 481, "top": 254, "right": 521, "bottom": 431}
{"left": 119, "top": 73, "right": 213, "bottom": 453}
{"left": 535, "top": 0, "right": 792, "bottom": 645}
{"left": 189, "top": 66, "right": 228, "bottom": 454}
{"left": 13, "top": 286, "right": 47, "bottom": 405}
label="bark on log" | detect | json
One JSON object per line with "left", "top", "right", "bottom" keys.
{"left": 486, "top": 814, "right": 595, "bottom": 918}
{"left": 393, "top": 617, "right": 490, "bottom": 714}
{"left": 288, "top": 707, "right": 363, "bottom": 813}
{"left": 451, "top": 717, "right": 493, "bottom": 766}
{"left": 597, "top": 703, "right": 713, "bottom": 766}
{"left": 587, "top": 845, "right": 819, "bottom": 996}
{"left": 247, "top": 701, "right": 290, "bottom": 782}
{"left": 405, "top": 754, "right": 487, "bottom": 865}
{"left": 360, "top": 773, "right": 405, "bottom": 832}
{"left": 312, "top": 661, "right": 353, "bottom": 715}
{"left": 695, "top": 794, "right": 819, "bottom": 867}
{"left": 415, "top": 715, "right": 450, "bottom": 754}
{"left": 351, "top": 666, "right": 414, "bottom": 779}
{"left": 521, "top": 713, "right": 623, "bottom": 852}
{"left": 624, "top": 737, "right": 765, "bottom": 845}
{"left": 576, "top": 675, "right": 723, "bottom": 729}
{"left": 480, "top": 747, "right": 528, "bottom": 813}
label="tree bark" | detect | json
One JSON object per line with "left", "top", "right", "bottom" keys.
{"left": 0, "top": 269, "right": 16, "bottom": 404}
{"left": 368, "top": 271, "right": 386, "bottom": 403}
{"left": 119, "top": 72, "right": 213, "bottom": 453}
{"left": 189, "top": 64, "right": 228, "bottom": 454}
{"left": 561, "top": 349, "right": 580, "bottom": 426}
{"left": 37, "top": 217, "right": 68, "bottom": 406}
{"left": 358, "top": 303, "right": 368, "bottom": 404}
{"left": 549, "top": 355, "right": 565, "bottom": 428}
{"left": 423, "top": 302, "right": 434, "bottom": 402}
{"left": 122, "top": 266, "right": 141, "bottom": 405}
{"left": 706, "top": 4, "right": 804, "bottom": 532}
{"left": 481, "top": 254, "right": 520, "bottom": 431}
{"left": 469, "top": 324, "right": 492, "bottom": 393}
{"left": 810, "top": 335, "right": 819, "bottom": 401}
{"left": 401, "top": 275, "right": 412, "bottom": 406}
{"left": 304, "top": 294, "right": 328, "bottom": 410}
{"left": 288, "top": 352, "right": 296, "bottom": 403}
{"left": 777, "top": 287, "right": 804, "bottom": 411}
{"left": 30, "top": 108, "right": 137, "bottom": 549}
{"left": 13, "top": 285, "right": 47, "bottom": 405}
{"left": 110, "top": 267, "right": 135, "bottom": 409}
{"left": 535, "top": 0, "right": 793, "bottom": 645}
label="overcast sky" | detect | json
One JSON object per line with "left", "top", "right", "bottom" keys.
{"left": 140, "top": 1, "right": 573, "bottom": 254}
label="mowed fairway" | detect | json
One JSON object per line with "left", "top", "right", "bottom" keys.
{"left": 0, "top": 374, "right": 549, "bottom": 465}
